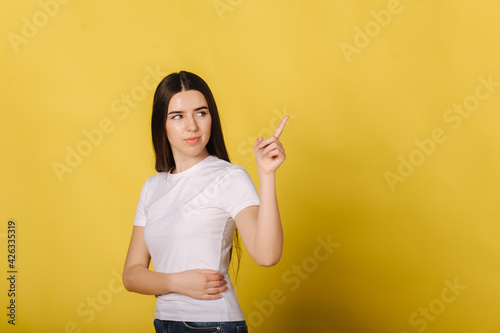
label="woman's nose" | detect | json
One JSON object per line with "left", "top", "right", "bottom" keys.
{"left": 185, "top": 115, "right": 198, "bottom": 130}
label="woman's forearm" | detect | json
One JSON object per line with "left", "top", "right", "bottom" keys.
{"left": 253, "top": 171, "right": 283, "bottom": 266}
{"left": 123, "top": 264, "right": 175, "bottom": 295}
{"left": 123, "top": 265, "right": 228, "bottom": 299}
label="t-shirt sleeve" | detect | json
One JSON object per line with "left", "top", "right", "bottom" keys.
{"left": 217, "top": 166, "right": 260, "bottom": 220}
{"left": 133, "top": 178, "right": 149, "bottom": 227}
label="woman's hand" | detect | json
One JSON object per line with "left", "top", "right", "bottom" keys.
{"left": 254, "top": 116, "right": 288, "bottom": 175}
{"left": 171, "top": 269, "right": 228, "bottom": 300}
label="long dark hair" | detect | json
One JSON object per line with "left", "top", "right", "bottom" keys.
{"left": 150, "top": 71, "right": 242, "bottom": 277}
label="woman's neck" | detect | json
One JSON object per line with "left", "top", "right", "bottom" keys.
{"left": 171, "top": 151, "right": 210, "bottom": 174}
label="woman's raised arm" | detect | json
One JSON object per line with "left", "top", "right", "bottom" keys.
{"left": 234, "top": 116, "right": 288, "bottom": 267}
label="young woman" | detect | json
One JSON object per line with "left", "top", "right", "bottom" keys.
{"left": 122, "top": 71, "right": 288, "bottom": 333}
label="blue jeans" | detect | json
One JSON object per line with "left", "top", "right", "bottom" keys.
{"left": 153, "top": 319, "right": 248, "bottom": 333}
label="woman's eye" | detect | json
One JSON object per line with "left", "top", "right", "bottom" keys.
{"left": 196, "top": 111, "right": 207, "bottom": 117}
{"left": 171, "top": 115, "right": 181, "bottom": 120}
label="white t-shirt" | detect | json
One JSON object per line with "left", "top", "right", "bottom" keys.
{"left": 133, "top": 154, "right": 260, "bottom": 321}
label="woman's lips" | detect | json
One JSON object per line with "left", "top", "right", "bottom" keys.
{"left": 184, "top": 137, "right": 200, "bottom": 144}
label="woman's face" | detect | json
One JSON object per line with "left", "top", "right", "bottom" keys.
{"left": 166, "top": 89, "right": 212, "bottom": 163}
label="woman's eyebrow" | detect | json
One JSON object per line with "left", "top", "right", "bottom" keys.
{"left": 168, "top": 106, "right": 208, "bottom": 114}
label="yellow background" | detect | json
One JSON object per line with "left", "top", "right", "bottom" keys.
{"left": 2, "top": 0, "right": 500, "bottom": 332}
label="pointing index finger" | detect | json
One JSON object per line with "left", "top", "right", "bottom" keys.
{"left": 273, "top": 115, "right": 289, "bottom": 139}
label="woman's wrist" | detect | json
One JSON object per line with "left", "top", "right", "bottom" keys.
{"left": 257, "top": 168, "right": 276, "bottom": 178}
{"left": 164, "top": 272, "right": 178, "bottom": 294}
